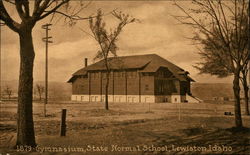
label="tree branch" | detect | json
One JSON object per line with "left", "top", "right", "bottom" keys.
{"left": 40, "top": 10, "right": 93, "bottom": 21}
{"left": 15, "top": 0, "right": 26, "bottom": 20}
{"left": 32, "top": 0, "right": 51, "bottom": 20}
{"left": 33, "top": 0, "right": 43, "bottom": 16}
{"left": 0, "top": 0, "right": 20, "bottom": 32}
{"left": 3, "top": 0, "right": 15, "bottom": 5}
{"left": 23, "top": 0, "right": 30, "bottom": 17}
{"left": 37, "top": 0, "right": 70, "bottom": 21}
{"left": 173, "top": 2, "right": 213, "bottom": 36}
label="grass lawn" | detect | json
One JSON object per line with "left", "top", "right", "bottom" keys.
{"left": 0, "top": 101, "right": 249, "bottom": 155}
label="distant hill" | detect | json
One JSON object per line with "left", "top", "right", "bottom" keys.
{"left": 1, "top": 81, "right": 242, "bottom": 101}
{"left": 191, "top": 83, "right": 241, "bottom": 101}
{"left": 1, "top": 80, "right": 71, "bottom": 101}
{"left": 35, "top": 81, "right": 72, "bottom": 101}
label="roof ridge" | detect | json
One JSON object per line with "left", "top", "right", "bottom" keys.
{"left": 108, "top": 53, "right": 157, "bottom": 59}
{"left": 154, "top": 54, "right": 185, "bottom": 71}
{"left": 68, "top": 53, "right": 193, "bottom": 83}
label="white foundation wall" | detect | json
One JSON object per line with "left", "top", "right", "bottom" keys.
{"left": 141, "top": 95, "right": 155, "bottom": 103}
{"left": 90, "top": 95, "right": 102, "bottom": 102}
{"left": 126, "top": 95, "right": 140, "bottom": 103}
{"left": 71, "top": 95, "right": 155, "bottom": 103}
{"left": 155, "top": 96, "right": 172, "bottom": 103}
{"left": 113, "top": 95, "right": 126, "bottom": 102}
{"left": 71, "top": 95, "right": 89, "bottom": 102}
{"left": 71, "top": 95, "right": 186, "bottom": 103}
{"left": 171, "top": 95, "right": 181, "bottom": 103}
{"left": 101, "top": 95, "right": 114, "bottom": 102}
{"left": 181, "top": 95, "right": 187, "bottom": 102}
{"left": 71, "top": 95, "right": 76, "bottom": 101}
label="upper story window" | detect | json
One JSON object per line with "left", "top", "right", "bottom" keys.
{"left": 91, "top": 72, "right": 100, "bottom": 79}
{"left": 156, "top": 68, "right": 172, "bottom": 78}
{"left": 157, "top": 71, "right": 165, "bottom": 78}
{"left": 114, "top": 71, "right": 124, "bottom": 78}
{"left": 127, "top": 71, "right": 137, "bottom": 78}
{"left": 116, "top": 71, "right": 122, "bottom": 77}
{"left": 102, "top": 72, "right": 112, "bottom": 79}
{"left": 142, "top": 72, "right": 153, "bottom": 77}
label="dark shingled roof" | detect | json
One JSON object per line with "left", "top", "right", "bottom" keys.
{"left": 68, "top": 54, "right": 194, "bottom": 82}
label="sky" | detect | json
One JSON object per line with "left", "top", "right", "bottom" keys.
{"left": 0, "top": 0, "right": 233, "bottom": 83}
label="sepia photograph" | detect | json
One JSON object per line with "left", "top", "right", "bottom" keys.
{"left": 0, "top": 0, "right": 249, "bottom": 154}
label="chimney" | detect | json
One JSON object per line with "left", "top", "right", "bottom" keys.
{"left": 85, "top": 58, "right": 88, "bottom": 67}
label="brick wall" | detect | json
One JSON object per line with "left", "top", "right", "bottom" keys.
{"left": 72, "top": 69, "right": 187, "bottom": 97}
{"left": 140, "top": 73, "right": 155, "bottom": 95}
{"left": 101, "top": 72, "right": 114, "bottom": 95}
{"left": 127, "top": 71, "right": 140, "bottom": 95}
{"left": 114, "top": 71, "right": 126, "bottom": 95}
{"left": 72, "top": 77, "right": 89, "bottom": 95}
{"left": 90, "top": 72, "right": 102, "bottom": 95}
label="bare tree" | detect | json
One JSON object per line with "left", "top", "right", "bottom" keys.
{"left": 0, "top": 0, "right": 90, "bottom": 147}
{"left": 195, "top": 39, "right": 249, "bottom": 116}
{"left": 4, "top": 85, "right": 12, "bottom": 100}
{"left": 240, "top": 65, "right": 249, "bottom": 115}
{"left": 36, "top": 84, "right": 44, "bottom": 101}
{"left": 89, "top": 10, "right": 136, "bottom": 110}
{"left": 173, "top": 0, "right": 249, "bottom": 127}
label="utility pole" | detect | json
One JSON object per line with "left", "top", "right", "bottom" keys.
{"left": 0, "top": 22, "right": 4, "bottom": 102}
{"left": 0, "top": 24, "right": 2, "bottom": 102}
{"left": 42, "top": 23, "right": 53, "bottom": 117}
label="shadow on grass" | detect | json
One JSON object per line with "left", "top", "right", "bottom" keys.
{"left": 147, "top": 127, "right": 250, "bottom": 155}
{"left": 84, "top": 109, "right": 146, "bottom": 117}
{"left": 225, "top": 127, "right": 250, "bottom": 133}
{"left": 0, "top": 124, "right": 16, "bottom": 131}
{"left": 0, "top": 111, "right": 17, "bottom": 121}
{"left": 181, "top": 127, "right": 207, "bottom": 136}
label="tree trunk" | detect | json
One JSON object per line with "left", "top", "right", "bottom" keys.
{"left": 242, "top": 74, "right": 249, "bottom": 115}
{"left": 233, "top": 69, "right": 243, "bottom": 127}
{"left": 105, "top": 72, "right": 109, "bottom": 110}
{"left": 16, "top": 28, "right": 36, "bottom": 147}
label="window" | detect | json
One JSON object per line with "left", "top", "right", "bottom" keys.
{"left": 158, "top": 84, "right": 161, "bottom": 92}
{"left": 145, "top": 84, "right": 149, "bottom": 91}
{"left": 91, "top": 96, "right": 95, "bottom": 101}
{"left": 132, "top": 71, "right": 137, "bottom": 77}
{"left": 102, "top": 73, "right": 106, "bottom": 79}
{"left": 143, "top": 72, "right": 150, "bottom": 76}
{"left": 92, "top": 72, "right": 100, "bottom": 79}
{"left": 121, "top": 72, "right": 125, "bottom": 77}
{"left": 81, "top": 85, "right": 84, "bottom": 91}
{"left": 157, "top": 81, "right": 164, "bottom": 93}
{"left": 127, "top": 71, "right": 137, "bottom": 78}
{"left": 117, "top": 72, "right": 121, "bottom": 77}
{"left": 103, "top": 73, "right": 108, "bottom": 79}
{"left": 127, "top": 71, "right": 131, "bottom": 78}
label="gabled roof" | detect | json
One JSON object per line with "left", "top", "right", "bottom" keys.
{"left": 68, "top": 54, "right": 194, "bottom": 82}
